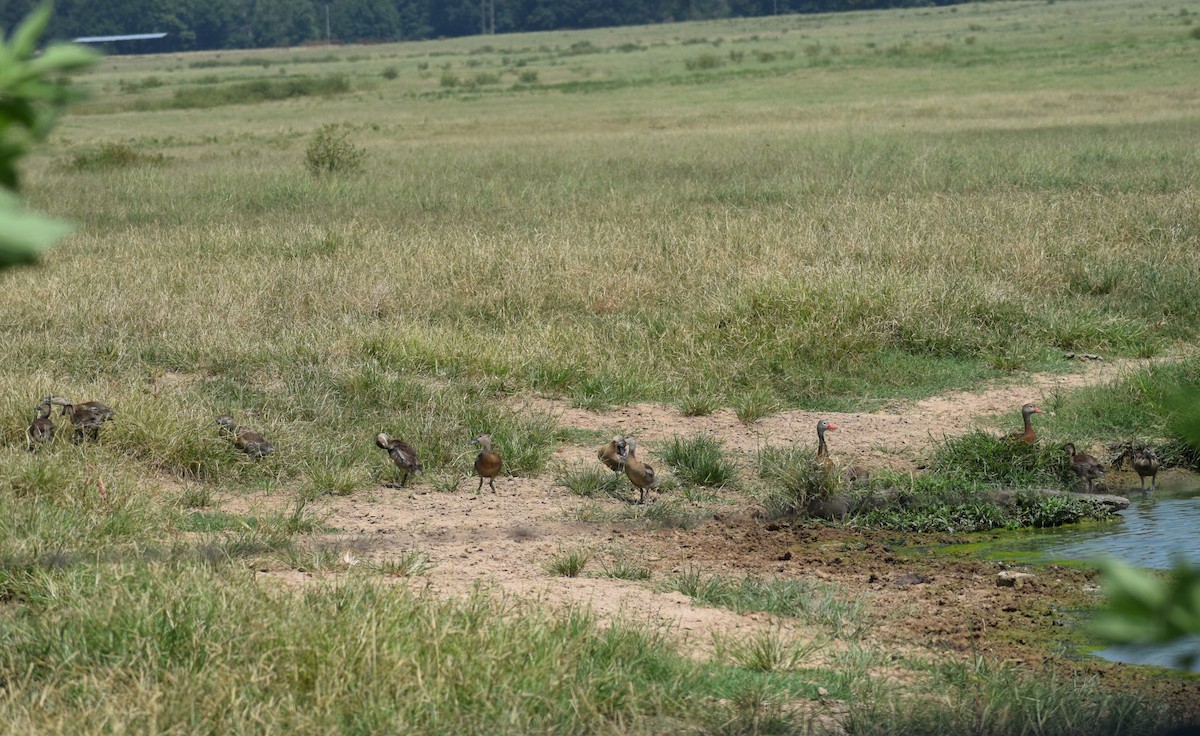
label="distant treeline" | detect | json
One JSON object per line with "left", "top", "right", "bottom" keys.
{"left": 2, "top": 0, "right": 964, "bottom": 52}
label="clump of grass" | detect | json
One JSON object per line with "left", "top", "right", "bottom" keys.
{"left": 305, "top": 123, "right": 365, "bottom": 176}
{"left": 731, "top": 389, "right": 780, "bottom": 424}
{"left": 598, "top": 553, "right": 651, "bottom": 581}
{"left": 684, "top": 53, "right": 723, "bottom": 70}
{"left": 65, "top": 142, "right": 168, "bottom": 172}
{"left": 661, "top": 435, "right": 736, "bottom": 487}
{"left": 847, "top": 655, "right": 1177, "bottom": 736}
{"left": 670, "top": 567, "right": 871, "bottom": 638}
{"left": 372, "top": 549, "right": 434, "bottom": 577}
{"left": 545, "top": 546, "right": 591, "bottom": 577}
{"left": 555, "top": 463, "right": 625, "bottom": 498}
{"left": 928, "top": 431, "right": 1071, "bottom": 488}
{"left": 712, "top": 628, "right": 824, "bottom": 672}
{"left": 755, "top": 446, "right": 841, "bottom": 517}
{"left": 677, "top": 392, "right": 719, "bottom": 417}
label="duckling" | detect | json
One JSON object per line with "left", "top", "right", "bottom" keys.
{"left": 1064, "top": 443, "right": 1105, "bottom": 493}
{"left": 26, "top": 401, "right": 55, "bottom": 450}
{"left": 471, "top": 433, "right": 502, "bottom": 493}
{"left": 376, "top": 432, "right": 422, "bottom": 487}
{"left": 215, "top": 415, "right": 275, "bottom": 458}
{"left": 815, "top": 419, "right": 869, "bottom": 484}
{"left": 618, "top": 436, "right": 660, "bottom": 504}
{"left": 597, "top": 435, "right": 627, "bottom": 472}
{"left": 1005, "top": 403, "right": 1045, "bottom": 444}
{"left": 1132, "top": 446, "right": 1160, "bottom": 491}
{"left": 45, "top": 396, "right": 115, "bottom": 442}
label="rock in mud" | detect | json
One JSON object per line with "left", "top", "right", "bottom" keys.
{"left": 997, "top": 570, "right": 1037, "bottom": 588}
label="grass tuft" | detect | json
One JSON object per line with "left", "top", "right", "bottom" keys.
{"left": 661, "top": 435, "right": 737, "bottom": 487}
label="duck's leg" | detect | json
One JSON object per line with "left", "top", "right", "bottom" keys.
{"left": 400, "top": 471, "right": 409, "bottom": 487}
{"left": 638, "top": 487, "right": 646, "bottom": 505}
{"left": 488, "top": 477, "right": 496, "bottom": 493}
{"left": 476, "top": 476, "right": 484, "bottom": 493}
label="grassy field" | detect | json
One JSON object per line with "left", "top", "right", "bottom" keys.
{"left": 3, "top": 0, "right": 1200, "bottom": 731}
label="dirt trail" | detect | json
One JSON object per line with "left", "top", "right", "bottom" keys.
{"left": 228, "top": 356, "right": 1194, "bottom": 705}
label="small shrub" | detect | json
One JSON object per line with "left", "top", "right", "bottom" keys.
{"left": 517, "top": 69, "right": 539, "bottom": 84}
{"left": 545, "top": 546, "right": 591, "bottom": 577}
{"left": 439, "top": 72, "right": 460, "bottom": 87}
{"left": 685, "top": 53, "right": 723, "bottom": 71}
{"left": 662, "top": 435, "right": 736, "bottom": 487}
{"left": 928, "top": 431, "right": 1071, "bottom": 488}
{"left": 1190, "top": 26, "right": 1200, "bottom": 40}
{"left": 66, "top": 143, "right": 168, "bottom": 172}
{"left": 304, "top": 124, "right": 365, "bottom": 176}
{"left": 381, "top": 66, "right": 399, "bottom": 80}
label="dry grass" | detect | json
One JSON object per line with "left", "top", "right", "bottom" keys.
{"left": 1, "top": 0, "right": 1197, "bottom": 731}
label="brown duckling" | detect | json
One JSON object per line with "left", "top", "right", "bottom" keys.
{"left": 376, "top": 432, "right": 422, "bottom": 487}
{"left": 1006, "top": 403, "right": 1045, "bottom": 444}
{"left": 597, "top": 435, "right": 627, "bottom": 472}
{"left": 215, "top": 415, "right": 275, "bottom": 458}
{"left": 618, "top": 436, "right": 660, "bottom": 504}
{"left": 471, "top": 433, "right": 502, "bottom": 493}
{"left": 45, "top": 396, "right": 115, "bottom": 442}
{"left": 1132, "top": 446, "right": 1160, "bottom": 491}
{"left": 27, "top": 401, "right": 55, "bottom": 450}
{"left": 815, "top": 419, "right": 869, "bottom": 484}
{"left": 1064, "top": 443, "right": 1105, "bottom": 493}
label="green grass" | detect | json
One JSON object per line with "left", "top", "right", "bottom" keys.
{"left": 3, "top": 0, "right": 1200, "bottom": 729}
{"left": 554, "top": 462, "right": 626, "bottom": 498}
{"left": 545, "top": 546, "right": 591, "bottom": 577}
{"left": 661, "top": 435, "right": 737, "bottom": 487}
{"left": 670, "top": 567, "right": 872, "bottom": 639}
{"left": 754, "top": 445, "right": 842, "bottom": 516}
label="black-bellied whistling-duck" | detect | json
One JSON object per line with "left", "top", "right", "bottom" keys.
{"left": 45, "top": 396, "right": 114, "bottom": 442}
{"left": 215, "top": 415, "right": 275, "bottom": 458}
{"left": 471, "top": 433, "right": 502, "bottom": 493}
{"left": 618, "top": 436, "right": 659, "bottom": 504}
{"left": 1064, "top": 443, "right": 1105, "bottom": 492}
{"left": 1132, "top": 446, "right": 1160, "bottom": 491}
{"left": 815, "top": 419, "right": 869, "bottom": 484}
{"left": 815, "top": 419, "right": 836, "bottom": 468}
{"left": 597, "top": 435, "right": 627, "bottom": 472}
{"left": 1006, "top": 403, "right": 1045, "bottom": 444}
{"left": 376, "top": 432, "right": 422, "bottom": 487}
{"left": 27, "top": 401, "right": 55, "bottom": 450}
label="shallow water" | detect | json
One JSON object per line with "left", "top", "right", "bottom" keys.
{"left": 1013, "top": 470, "right": 1200, "bottom": 671}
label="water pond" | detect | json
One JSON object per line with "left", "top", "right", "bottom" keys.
{"left": 973, "top": 470, "right": 1200, "bottom": 671}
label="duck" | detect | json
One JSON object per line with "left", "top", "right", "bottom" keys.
{"left": 1005, "top": 403, "right": 1045, "bottom": 444}
{"left": 45, "top": 396, "right": 115, "bottom": 442}
{"left": 1064, "top": 443, "right": 1105, "bottom": 493}
{"left": 815, "top": 419, "right": 869, "bottom": 484}
{"left": 618, "top": 436, "right": 660, "bottom": 504}
{"left": 815, "top": 419, "right": 837, "bottom": 468}
{"left": 1132, "top": 446, "right": 1160, "bottom": 491}
{"left": 376, "top": 432, "right": 422, "bottom": 487}
{"left": 471, "top": 433, "right": 502, "bottom": 493}
{"left": 597, "top": 435, "right": 627, "bottom": 472}
{"left": 215, "top": 415, "right": 275, "bottom": 458}
{"left": 26, "top": 401, "right": 55, "bottom": 450}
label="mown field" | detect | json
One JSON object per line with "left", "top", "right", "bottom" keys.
{"left": 2, "top": 0, "right": 1200, "bottom": 732}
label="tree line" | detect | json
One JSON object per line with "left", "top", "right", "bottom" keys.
{"left": 1, "top": 0, "right": 960, "bottom": 52}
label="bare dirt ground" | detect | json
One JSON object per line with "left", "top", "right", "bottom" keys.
{"left": 224, "top": 356, "right": 1200, "bottom": 721}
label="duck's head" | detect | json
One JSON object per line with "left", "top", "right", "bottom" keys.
{"left": 215, "top": 415, "right": 236, "bottom": 429}
{"left": 619, "top": 436, "right": 636, "bottom": 461}
{"left": 1062, "top": 443, "right": 1077, "bottom": 456}
{"left": 1141, "top": 446, "right": 1157, "bottom": 458}
{"left": 1022, "top": 403, "right": 1045, "bottom": 417}
{"left": 817, "top": 419, "right": 837, "bottom": 436}
{"left": 35, "top": 402, "right": 52, "bottom": 419}
{"left": 376, "top": 432, "right": 391, "bottom": 448}
{"left": 471, "top": 433, "right": 492, "bottom": 448}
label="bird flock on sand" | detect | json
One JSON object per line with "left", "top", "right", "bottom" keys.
{"left": 23, "top": 396, "right": 1162, "bottom": 499}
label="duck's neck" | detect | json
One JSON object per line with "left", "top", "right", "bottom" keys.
{"left": 816, "top": 432, "right": 828, "bottom": 459}
{"left": 1023, "top": 412, "right": 1034, "bottom": 433}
